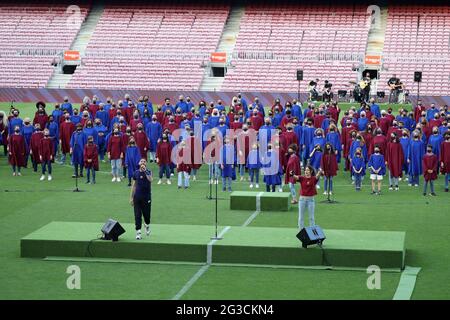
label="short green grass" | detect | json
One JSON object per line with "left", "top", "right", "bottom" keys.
{"left": 0, "top": 100, "right": 448, "bottom": 300}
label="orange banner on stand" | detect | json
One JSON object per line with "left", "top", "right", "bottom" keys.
{"left": 211, "top": 52, "right": 227, "bottom": 63}
{"left": 64, "top": 50, "right": 80, "bottom": 61}
{"left": 365, "top": 55, "right": 381, "bottom": 65}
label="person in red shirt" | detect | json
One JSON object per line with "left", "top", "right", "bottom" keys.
{"left": 285, "top": 144, "right": 301, "bottom": 204}
{"left": 292, "top": 165, "right": 323, "bottom": 230}
{"left": 39, "top": 128, "right": 54, "bottom": 181}
{"left": 156, "top": 133, "right": 173, "bottom": 185}
{"left": 423, "top": 145, "right": 438, "bottom": 196}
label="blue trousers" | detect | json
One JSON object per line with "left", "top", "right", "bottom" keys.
{"left": 42, "top": 160, "right": 52, "bottom": 174}
{"left": 249, "top": 168, "right": 259, "bottom": 183}
{"left": 423, "top": 180, "right": 435, "bottom": 194}
{"left": 159, "top": 164, "right": 170, "bottom": 179}
{"left": 324, "top": 176, "right": 333, "bottom": 192}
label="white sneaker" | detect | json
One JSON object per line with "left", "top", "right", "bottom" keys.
{"left": 351, "top": 181, "right": 355, "bottom": 185}
{"left": 255, "top": 184, "right": 259, "bottom": 189}
{"left": 158, "top": 179, "right": 162, "bottom": 185}
{"left": 209, "top": 179, "right": 213, "bottom": 185}
{"left": 40, "top": 175, "right": 45, "bottom": 181}
{"left": 136, "top": 230, "right": 142, "bottom": 240}
{"left": 117, "top": 177, "right": 121, "bottom": 182}
{"left": 414, "top": 184, "right": 419, "bottom": 187}
{"left": 408, "top": 183, "right": 412, "bottom": 187}
{"left": 145, "top": 224, "right": 151, "bottom": 236}
{"left": 278, "top": 187, "right": 283, "bottom": 192}
{"left": 316, "top": 185, "right": 320, "bottom": 189}
{"left": 192, "top": 176, "right": 196, "bottom": 181}
{"left": 240, "top": 176, "right": 244, "bottom": 181}
{"left": 329, "top": 192, "right": 333, "bottom": 195}
{"left": 167, "top": 179, "right": 171, "bottom": 185}
{"left": 214, "top": 180, "right": 218, "bottom": 185}
{"left": 48, "top": 175, "right": 52, "bottom": 181}
{"left": 249, "top": 184, "right": 253, "bottom": 188}
{"left": 17, "top": 172, "right": 22, "bottom": 176}
{"left": 170, "top": 173, "right": 174, "bottom": 177}
{"left": 323, "top": 191, "right": 328, "bottom": 195}
{"left": 13, "top": 172, "right": 16, "bottom": 176}
{"left": 112, "top": 177, "right": 116, "bottom": 182}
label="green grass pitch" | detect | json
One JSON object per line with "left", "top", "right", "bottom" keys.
{"left": 0, "top": 101, "right": 448, "bottom": 300}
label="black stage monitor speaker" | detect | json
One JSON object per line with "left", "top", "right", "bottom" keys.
{"left": 296, "top": 226, "right": 326, "bottom": 248}
{"left": 297, "top": 69, "right": 303, "bottom": 81}
{"left": 338, "top": 90, "right": 347, "bottom": 97}
{"left": 414, "top": 71, "right": 422, "bottom": 82}
{"left": 101, "top": 219, "right": 125, "bottom": 241}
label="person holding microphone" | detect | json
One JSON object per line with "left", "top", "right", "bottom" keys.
{"left": 130, "top": 158, "right": 152, "bottom": 240}
{"left": 291, "top": 165, "right": 323, "bottom": 230}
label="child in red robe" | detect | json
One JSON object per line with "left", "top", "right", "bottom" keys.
{"left": 133, "top": 123, "right": 149, "bottom": 161}
{"left": 386, "top": 133, "right": 404, "bottom": 191}
{"left": 423, "top": 145, "right": 438, "bottom": 196}
{"left": 84, "top": 136, "right": 99, "bottom": 184}
{"left": 156, "top": 134, "right": 172, "bottom": 185}
{"left": 285, "top": 144, "right": 301, "bottom": 204}
{"left": 39, "top": 128, "right": 54, "bottom": 181}
{"left": 320, "top": 143, "right": 338, "bottom": 195}
{"left": 176, "top": 141, "right": 191, "bottom": 189}
{"left": 8, "top": 125, "right": 26, "bottom": 176}
{"left": 59, "top": 114, "right": 75, "bottom": 164}
{"left": 30, "top": 124, "right": 44, "bottom": 172}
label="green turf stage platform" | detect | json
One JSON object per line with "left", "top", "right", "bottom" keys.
{"left": 230, "top": 191, "right": 291, "bottom": 211}
{"left": 21, "top": 222, "right": 406, "bottom": 270}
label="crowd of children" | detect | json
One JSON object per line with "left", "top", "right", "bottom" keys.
{"left": 1, "top": 95, "right": 450, "bottom": 200}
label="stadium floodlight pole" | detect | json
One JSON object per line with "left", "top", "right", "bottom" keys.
{"left": 211, "top": 164, "right": 223, "bottom": 240}
{"left": 297, "top": 80, "right": 301, "bottom": 101}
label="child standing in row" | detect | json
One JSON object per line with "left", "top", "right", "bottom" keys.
{"left": 351, "top": 148, "right": 366, "bottom": 191}
{"left": 177, "top": 141, "right": 191, "bottom": 189}
{"left": 262, "top": 143, "right": 283, "bottom": 192}
{"left": 247, "top": 143, "right": 261, "bottom": 188}
{"left": 84, "top": 136, "right": 99, "bottom": 184}
{"left": 423, "top": 145, "right": 437, "bottom": 196}
{"left": 368, "top": 145, "right": 386, "bottom": 195}
{"left": 39, "top": 128, "right": 54, "bottom": 181}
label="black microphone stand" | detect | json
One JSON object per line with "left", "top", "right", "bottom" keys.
{"left": 211, "top": 164, "right": 222, "bottom": 240}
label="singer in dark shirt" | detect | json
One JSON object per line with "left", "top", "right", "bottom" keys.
{"left": 130, "top": 158, "right": 153, "bottom": 240}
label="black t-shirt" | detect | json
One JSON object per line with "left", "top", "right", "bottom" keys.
{"left": 388, "top": 77, "right": 399, "bottom": 86}
{"left": 133, "top": 169, "right": 152, "bottom": 200}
